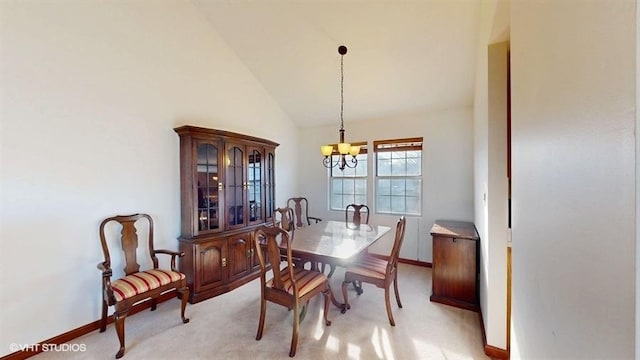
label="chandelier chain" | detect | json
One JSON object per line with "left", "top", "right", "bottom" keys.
{"left": 340, "top": 53, "right": 344, "bottom": 130}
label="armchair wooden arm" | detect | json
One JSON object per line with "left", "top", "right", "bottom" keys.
{"left": 308, "top": 216, "right": 322, "bottom": 224}
{"left": 152, "top": 249, "right": 185, "bottom": 272}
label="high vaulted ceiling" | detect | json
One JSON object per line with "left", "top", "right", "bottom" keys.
{"left": 194, "top": 0, "right": 481, "bottom": 128}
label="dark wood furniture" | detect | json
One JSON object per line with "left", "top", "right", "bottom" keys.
{"left": 175, "top": 125, "right": 278, "bottom": 303}
{"left": 345, "top": 203, "right": 370, "bottom": 226}
{"left": 97, "top": 213, "right": 189, "bottom": 359}
{"left": 286, "top": 220, "right": 392, "bottom": 309}
{"left": 341, "top": 217, "right": 406, "bottom": 326}
{"left": 254, "top": 226, "right": 331, "bottom": 357}
{"left": 273, "top": 207, "right": 295, "bottom": 231}
{"left": 287, "top": 197, "right": 322, "bottom": 228}
{"left": 430, "top": 220, "right": 480, "bottom": 311}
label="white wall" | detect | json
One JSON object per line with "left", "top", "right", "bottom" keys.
{"left": 298, "top": 109, "right": 474, "bottom": 262}
{"left": 510, "top": 1, "right": 635, "bottom": 358}
{"left": 473, "top": 0, "right": 509, "bottom": 351}
{"left": 0, "top": 1, "right": 298, "bottom": 355}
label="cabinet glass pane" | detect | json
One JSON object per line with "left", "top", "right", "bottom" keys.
{"left": 265, "top": 152, "right": 275, "bottom": 219}
{"left": 197, "top": 143, "right": 219, "bottom": 231}
{"left": 226, "top": 146, "right": 244, "bottom": 226}
{"left": 248, "top": 149, "right": 262, "bottom": 222}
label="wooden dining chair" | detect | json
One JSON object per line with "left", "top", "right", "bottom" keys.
{"left": 345, "top": 204, "right": 370, "bottom": 226}
{"left": 287, "top": 197, "right": 324, "bottom": 272}
{"left": 341, "top": 216, "right": 407, "bottom": 326}
{"left": 273, "top": 207, "right": 308, "bottom": 267}
{"left": 287, "top": 197, "right": 322, "bottom": 228}
{"left": 254, "top": 226, "right": 332, "bottom": 357}
{"left": 98, "top": 214, "right": 189, "bottom": 358}
{"left": 273, "top": 207, "right": 295, "bottom": 232}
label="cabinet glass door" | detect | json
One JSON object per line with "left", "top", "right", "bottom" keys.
{"left": 196, "top": 142, "right": 221, "bottom": 232}
{"left": 247, "top": 147, "right": 263, "bottom": 224}
{"left": 226, "top": 145, "right": 245, "bottom": 228}
{"left": 265, "top": 150, "right": 275, "bottom": 222}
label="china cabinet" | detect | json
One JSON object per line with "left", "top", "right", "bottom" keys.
{"left": 174, "top": 125, "right": 278, "bottom": 303}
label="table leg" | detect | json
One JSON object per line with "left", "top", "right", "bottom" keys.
{"left": 327, "top": 284, "right": 348, "bottom": 313}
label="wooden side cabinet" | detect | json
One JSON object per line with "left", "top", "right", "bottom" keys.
{"left": 430, "top": 220, "right": 480, "bottom": 311}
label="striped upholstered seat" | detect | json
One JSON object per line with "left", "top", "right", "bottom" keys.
{"left": 347, "top": 256, "right": 388, "bottom": 280}
{"left": 111, "top": 270, "right": 186, "bottom": 302}
{"left": 268, "top": 267, "right": 328, "bottom": 297}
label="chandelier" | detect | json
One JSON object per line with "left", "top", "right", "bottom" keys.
{"left": 321, "top": 45, "right": 360, "bottom": 171}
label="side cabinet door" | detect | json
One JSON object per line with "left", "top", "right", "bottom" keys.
{"left": 194, "top": 239, "right": 227, "bottom": 291}
{"left": 433, "top": 235, "right": 476, "bottom": 303}
{"left": 227, "top": 232, "right": 252, "bottom": 282}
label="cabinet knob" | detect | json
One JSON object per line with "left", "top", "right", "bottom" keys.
{"left": 222, "top": 257, "right": 227, "bottom": 267}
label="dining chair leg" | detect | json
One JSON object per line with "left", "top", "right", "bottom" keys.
{"left": 256, "top": 297, "right": 266, "bottom": 340}
{"left": 384, "top": 286, "right": 396, "bottom": 327}
{"left": 114, "top": 310, "right": 127, "bottom": 358}
{"left": 340, "top": 280, "right": 351, "bottom": 314}
{"left": 179, "top": 286, "right": 190, "bottom": 323}
{"left": 327, "top": 265, "right": 336, "bottom": 278}
{"left": 100, "top": 298, "right": 108, "bottom": 332}
{"left": 290, "top": 303, "right": 300, "bottom": 357}
{"left": 393, "top": 274, "right": 403, "bottom": 308}
{"left": 322, "top": 288, "right": 332, "bottom": 326}
{"left": 352, "top": 281, "right": 363, "bottom": 295}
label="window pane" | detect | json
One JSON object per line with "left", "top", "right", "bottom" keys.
{"left": 406, "top": 156, "right": 421, "bottom": 176}
{"left": 406, "top": 179, "right": 421, "bottom": 196}
{"left": 391, "top": 179, "right": 405, "bottom": 195}
{"left": 377, "top": 158, "right": 391, "bottom": 176}
{"left": 376, "top": 195, "right": 390, "bottom": 213}
{"left": 343, "top": 179, "right": 355, "bottom": 195}
{"left": 377, "top": 178, "right": 391, "bottom": 195}
{"left": 330, "top": 194, "right": 342, "bottom": 210}
{"left": 354, "top": 194, "right": 367, "bottom": 204}
{"left": 405, "top": 196, "right": 421, "bottom": 215}
{"left": 391, "top": 196, "right": 406, "bottom": 214}
{"left": 331, "top": 178, "right": 343, "bottom": 193}
{"left": 354, "top": 178, "right": 366, "bottom": 195}
{"left": 391, "top": 158, "right": 407, "bottom": 176}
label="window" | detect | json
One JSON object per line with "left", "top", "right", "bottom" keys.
{"left": 374, "top": 137, "right": 422, "bottom": 215}
{"left": 329, "top": 142, "right": 367, "bottom": 211}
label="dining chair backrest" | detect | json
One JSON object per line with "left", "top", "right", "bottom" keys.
{"left": 254, "top": 226, "right": 294, "bottom": 293}
{"left": 387, "top": 216, "right": 407, "bottom": 274}
{"left": 287, "top": 197, "right": 322, "bottom": 228}
{"left": 273, "top": 207, "right": 295, "bottom": 232}
{"left": 345, "top": 204, "right": 370, "bottom": 226}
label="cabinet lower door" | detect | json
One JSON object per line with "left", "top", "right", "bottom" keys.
{"left": 195, "top": 239, "right": 226, "bottom": 291}
{"left": 432, "top": 236, "right": 477, "bottom": 304}
{"left": 227, "top": 232, "right": 253, "bottom": 282}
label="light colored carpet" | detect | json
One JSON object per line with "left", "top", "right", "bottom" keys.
{"left": 35, "top": 264, "right": 490, "bottom": 360}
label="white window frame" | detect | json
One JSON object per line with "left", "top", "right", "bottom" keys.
{"left": 374, "top": 137, "right": 423, "bottom": 216}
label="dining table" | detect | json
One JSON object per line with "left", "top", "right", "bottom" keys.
{"left": 286, "top": 220, "right": 392, "bottom": 312}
